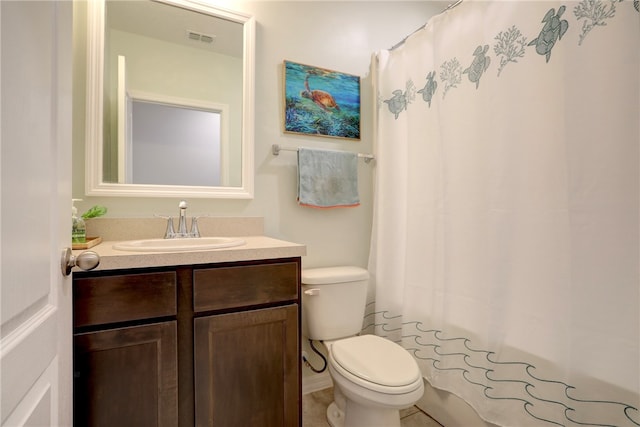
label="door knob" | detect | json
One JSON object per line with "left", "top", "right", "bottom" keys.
{"left": 61, "top": 247, "right": 100, "bottom": 276}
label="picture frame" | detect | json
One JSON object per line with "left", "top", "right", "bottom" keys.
{"left": 283, "top": 60, "right": 361, "bottom": 140}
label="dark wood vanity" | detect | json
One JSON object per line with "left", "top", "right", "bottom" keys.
{"left": 72, "top": 257, "right": 301, "bottom": 427}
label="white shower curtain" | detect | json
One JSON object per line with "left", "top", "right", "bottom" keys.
{"left": 369, "top": 1, "right": 639, "bottom": 426}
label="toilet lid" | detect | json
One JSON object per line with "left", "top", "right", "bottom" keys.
{"left": 331, "top": 335, "right": 421, "bottom": 387}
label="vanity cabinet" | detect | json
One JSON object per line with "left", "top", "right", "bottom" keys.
{"left": 72, "top": 257, "right": 301, "bottom": 427}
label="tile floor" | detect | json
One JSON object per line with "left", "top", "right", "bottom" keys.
{"left": 302, "top": 387, "right": 443, "bottom": 427}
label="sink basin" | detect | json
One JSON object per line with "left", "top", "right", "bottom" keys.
{"left": 113, "top": 237, "right": 246, "bottom": 252}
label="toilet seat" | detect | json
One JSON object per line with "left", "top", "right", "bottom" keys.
{"left": 330, "top": 335, "right": 422, "bottom": 395}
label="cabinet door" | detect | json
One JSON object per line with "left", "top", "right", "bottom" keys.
{"left": 74, "top": 321, "right": 178, "bottom": 427}
{"left": 194, "top": 305, "right": 299, "bottom": 427}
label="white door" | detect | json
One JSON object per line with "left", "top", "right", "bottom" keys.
{"left": 1, "top": 1, "right": 73, "bottom": 426}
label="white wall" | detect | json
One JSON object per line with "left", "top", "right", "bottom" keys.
{"left": 73, "top": 0, "right": 450, "bottom": 394}
{"left": 74, "top": 0, "right": 467, "bottom": 415}
{"left": 73, "top": 0, "right": 448, "bottom": 270}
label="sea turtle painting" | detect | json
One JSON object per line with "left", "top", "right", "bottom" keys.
{"left": 300, "top": 74, "right": 340, "bottom": 112}
{"left": 417, "top": 71, "right": 438, "bottom": 107}
{"left": 463, "top": 45, "right": 491, "bottom": 89}
{"left": 383, "top": 90, "right": 408, "bottom": 119}
{"left": 528, "top": 6, "right": 569, "bottom": 63}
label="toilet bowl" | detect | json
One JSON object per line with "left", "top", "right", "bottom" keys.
{"left": 325, "top": 335, "right": 424, "bottom": 427}
{"left": 301, "top": 267, "right": 424, "bottom": 427}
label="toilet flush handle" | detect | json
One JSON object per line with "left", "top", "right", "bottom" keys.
{"left": 304, "top": 288, "right": 320, "bottom": 296}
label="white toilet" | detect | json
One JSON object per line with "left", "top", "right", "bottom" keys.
{"left": 301, "top": 266, "right": 424, "bottom": 427}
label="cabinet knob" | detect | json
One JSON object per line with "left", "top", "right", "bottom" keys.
{"left": 61, "top": 248, "right": 100, "bottom": 276}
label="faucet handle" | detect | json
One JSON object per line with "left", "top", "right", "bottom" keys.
{"left": 190, "top": 216, "right": 201, "bottom": 238}
{"left": 164, "top": 216, "right": 175, "bottom": 238}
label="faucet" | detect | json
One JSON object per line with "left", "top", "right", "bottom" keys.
{"left": 164, "top": 200, "right": 200, "bottom": 239}
{"left": 177, "top": 200, "right": 188, "bottom": 236}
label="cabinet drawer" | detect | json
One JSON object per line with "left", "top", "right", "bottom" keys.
{"left": 74, "top": 271, "right": 177, "bottom": 328}
{"left": 193, "top": 262, "right": 299, "bottom": 312}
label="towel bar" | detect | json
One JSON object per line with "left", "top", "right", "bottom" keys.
{"left": 271, "top": 144, "right": 375, "bottom": 164}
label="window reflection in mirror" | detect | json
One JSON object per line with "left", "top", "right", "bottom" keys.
{"left": 127, "top": 99, "right": 225, "bottom": 187}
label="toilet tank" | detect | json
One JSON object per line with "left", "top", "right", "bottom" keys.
{"left": 301, "top": 266, "right": 369, "bottom": 341}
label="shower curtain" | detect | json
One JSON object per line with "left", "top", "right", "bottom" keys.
{"left": 369, "top": 1, "right": 639, "bottom": 426}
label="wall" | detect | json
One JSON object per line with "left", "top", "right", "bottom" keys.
{"left": 73, "top": 0, "right": 452, "bottom": 403}
{"left": 73, "top": 0, "right": 448, "bottom": 270}
{"left": 74, "top": 1, "right": 479, "bottom": 420}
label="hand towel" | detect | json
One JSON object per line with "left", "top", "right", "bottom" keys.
{"left": 297, "top": 148, "right": 360, "bottom": 209}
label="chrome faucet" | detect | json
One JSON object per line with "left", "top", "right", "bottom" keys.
{"left": 177, "top": 200, "right": 188, "bottom": 236}
{"left": 164, "top": 200, "right": 200, "bottom": 239}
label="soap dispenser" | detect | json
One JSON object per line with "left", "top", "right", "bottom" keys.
{"left": 72, "top": 199, "right": 86, "bottom": 244}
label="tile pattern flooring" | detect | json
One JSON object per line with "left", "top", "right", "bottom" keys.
{"left": 303, "top": 387, "right": 443, "bottom": 427}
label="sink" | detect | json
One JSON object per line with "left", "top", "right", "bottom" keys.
{"left": 113, "top": 237, "right": 246, "bottom": 252}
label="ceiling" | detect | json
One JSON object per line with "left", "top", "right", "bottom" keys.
{"left": 105, "top": 0, "right": 244, "bottom": 58}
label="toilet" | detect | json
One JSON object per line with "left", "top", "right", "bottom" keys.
{"left": 302, "top": 266, "right": 424, "bottom": 427}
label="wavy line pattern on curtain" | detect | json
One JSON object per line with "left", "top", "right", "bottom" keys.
{"left": 362, "top": 305, "right": 639, "bottom": 426}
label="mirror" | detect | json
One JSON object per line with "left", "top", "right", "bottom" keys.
{"left": 85, "top": 0, "right": 255, "bottom": 198}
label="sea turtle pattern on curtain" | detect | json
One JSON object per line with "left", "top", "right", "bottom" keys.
{"left": 374, "top": 1, "right": 639, "bottom": 426}
{"left": 382, "top": 0, "right": 639, "bottom": 118}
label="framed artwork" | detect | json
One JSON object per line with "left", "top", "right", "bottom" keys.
{"left": 283, "top": 60, "right": 360, "bottom": 140}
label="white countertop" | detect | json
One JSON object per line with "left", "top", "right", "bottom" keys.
{"left": 73, "top": 235, "right": 306, "bottom": 272}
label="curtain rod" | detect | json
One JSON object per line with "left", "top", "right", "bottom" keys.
{"left": 271, "top": 144, "right": 375, "bottom": 164}
{"left": 389, "top": 0, "right": 463, "bottom": 51}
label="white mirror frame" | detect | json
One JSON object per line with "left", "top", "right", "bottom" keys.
{"left": 85, "top": 0, "right": 255, "bottom": 198}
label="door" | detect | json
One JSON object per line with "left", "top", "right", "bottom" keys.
{"left": 1, "top": 1, "right": 73, "bottom": 426}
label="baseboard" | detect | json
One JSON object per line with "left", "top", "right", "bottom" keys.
{"left": 302, "top": 371, "right": 333, "bottom": 395}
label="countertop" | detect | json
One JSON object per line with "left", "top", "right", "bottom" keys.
{"left": 73, "top": 235, "right": 306, "bottom": 272}
{"left": 72, "top": 216, "right": 306, "bottom": 271}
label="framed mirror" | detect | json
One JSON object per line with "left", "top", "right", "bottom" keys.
{"left": 85, "top": 0, "right": 255, "bottom": 198}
